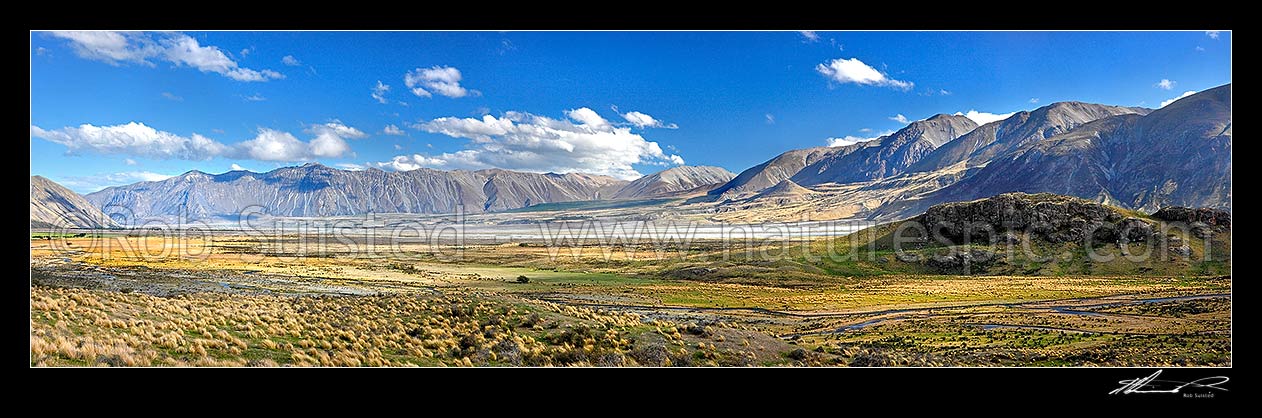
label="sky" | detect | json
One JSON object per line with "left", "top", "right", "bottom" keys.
{"left": 30, "top": 31, "right": 1232, "bottom": 193}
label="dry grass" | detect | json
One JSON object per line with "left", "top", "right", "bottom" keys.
{"left": 30, "top": 286, "right": 794, "bottom": 367}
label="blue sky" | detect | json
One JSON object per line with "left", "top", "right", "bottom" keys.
{"left": 30, "top": 31, "right": 1232, "bottom": 193}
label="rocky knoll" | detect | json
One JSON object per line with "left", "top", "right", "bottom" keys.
{"left": 1152, "top": 206, "right": 1231, "bottom": 239}
{"left": 1152, "top": 207, "right": 1231, "bottom": 227}
{"left": 914, "top": 192, "right": 1153, "bottom": 245}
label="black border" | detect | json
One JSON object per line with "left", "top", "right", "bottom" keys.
{"left": 26, "top": 7, "right": 1234, "bottom": 406}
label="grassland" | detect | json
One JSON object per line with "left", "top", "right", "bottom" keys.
{"left": 30, "top": 231, "right": 1231, "bottom": 366}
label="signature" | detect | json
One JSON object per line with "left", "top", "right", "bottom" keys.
{"left": 1110, "top": 370, "right": 1230, "bottom": 395}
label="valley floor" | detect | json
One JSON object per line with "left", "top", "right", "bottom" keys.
{"left": 30, "top": 233, "right": 1231, "bottom": 366}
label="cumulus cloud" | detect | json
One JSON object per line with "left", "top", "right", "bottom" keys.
{"left": 382, "top": 124, "right": 405, "bottom": 136}
{"left": 124, "top": 158, "right": 137, "bottom": 166}
{"left": 1160, "top": 90, "right": 1197, "bottom": 108}
{"left": 1029, "top": 98, "right": 1040, "bottom": 104}
{"left": 50, "top": 31, "right": 284, "bottom": 82}
{"left": 1155, "top": 79, "right": 1176, "bottom": 90}
{"left": 230, "top": 163, "right": 247, "bottom": 171}
{"left": 59, "top": 171, "right": 175, "bottom": 193}
{"left": 393, "top": 144, "right": 404, "bottom": 151}
{"left": 233, "top": 129, "right": 312, "bottom": 161}
{"left": 888, "top": 114, "right": 910, "bottom": 124}
{"left": 619, "top": 111, "right": 677, "bottom": 129}
{"left": 375, "top": 108, "right": 683, "bottom": 179}
{"left": 954, "top": 110, "right": 1016, "bottom": 125}
{"left": 816, "top": 57, "right": 914, "bottom": 91}
{"left": 31, "top": 122, "right": 229, "bottom": 160}
{"left": 371, "top": 80, "right": 390, "bottom": 104}
{"left": 826, "top": 129, "right": 892, "bottom": 147}
{"left": 281, "top": 55, "right": 301, "bottom": 66}
{"left": 335, "top": 163, "right": 366, "bottom": 171}
{"left": 799, "top": 31, "right": 819, "bottom": 42}
{"left": 404, "top": 65, "right": 474, "bottom": 98}
{"left": 1206, "top": 31, "right": 1220, "bottom": 39}
{"left": 31, "top": 121, "right": 365, "bottom": 162}
{"left": 565, "top": 107, "right": 611, "bottom": 130}
{"left": 826, "top": 136, "right": 871, "bottom": 147}
{"left": 306, "top": 122, "right": 367, "bottom": 159}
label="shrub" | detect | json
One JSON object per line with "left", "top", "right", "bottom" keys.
{"left": 516, "top": 275, "right": 530, "bottom": 284}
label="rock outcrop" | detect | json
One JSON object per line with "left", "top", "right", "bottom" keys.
{"left": 913, "top": 192, "right": 1154, "bottom": 244}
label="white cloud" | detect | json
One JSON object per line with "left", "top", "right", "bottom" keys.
{"left": 1206, "top": 31, "right": 1220, "bottom": 39}
{"left": 939, "top": 89, "right": 951, "bottom": 96}
{"left": 161, "top": 92, "right": 183, "bottom": 101}
{"left": 1160, "top": 90, "right": 1197, "bottom": 108}
{"left": 404, "top": 65, "right": 473, "bottom": 98}
{"left": 377, "top": 108, "right": 683, "bottom": 179}
{"left": 243, "top": 94, "right": 266, "bottom": 102}
{"left": 954, "top": 110, "right": 1016, "bottom": 125}
{"left": 826, "top": 136, "right": 871, "bottom": 147}
{"left": 888, "top": 114, "right": 910, "bottom": 124}
{"left": 59, "top": 171, "right": 175, "bottom": 193}
{"left": 31, "top": 122, "right": 229, "bottom": 160}
{"left": 31, "top": 121, "right": 365, "bottom": 162}
{"left": 230, "top": 163, "right": 247, "bottom": 171}
{"left": 765, "top": 113, "right": 775, "bottom": 124}
{"left": 377, "top": 154, "right": 451, "bottom": 171}
{"left": 50, "top": 31, "right": 284, "bottom": 82}
{"left": 124, "top": 158, "right": 137, "bottom": 166}
{"left": 281, "top": 55, "right": 301, "bottom": 66}
{"left": 234, "top": 129, "right": 312, "bottom": 161}
{"left": 816, "top": 57, "right": 914, "bottom": 91}
{"left": 799, "top": 31, "right": 819, "bottom": 42}
{"left": 565, "top": 107, "right": 611, "bottom": 130}
{"left": 1195, "top": 46, "right": 1206, "bottom": 52}
{"left": 371, "top": 80, "right": 390, "bottom": 104}
{"left": 306, "top": 122, "right": 367, "bottom": 159}
{"left": 335, "top": 163, "right": 366, "bottom": 171}
{"left": 826, "top": 129, "right": 892, "bottom": 147}
{"left": 1155, "top": 79, "right": 1176, "bottom": 90}
{"left": 1029, "top": 98, "right": 1040, "bottom": 104}
{"left": 240, "top": 47, "right": 251, "bottom": 56}
{"left": 393, "top": 144, "right": 404, "bottom": 151}
{"left": 382, "top": 124, "right": 405, "bottom": 136}
{"left": 619, "top": 111, "right": 677, "bottom": 129}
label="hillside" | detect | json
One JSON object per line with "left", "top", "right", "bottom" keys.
{"left": 888, "top": 84, "right": 1232, "bottom": 218}
{"left": 707, "top": 147, "right": 840, "bottom": 199}
{"left": 612, "top": 166, "right": 735, "bottom": 199}
{"left": 31, "top": 176, "right": 116, "bottom": 229}
{"left": 791, "top": 114, "right": 977, "bottom": 185}
{"left": 911, "top": 102, "right": 1147, "bottom": 172}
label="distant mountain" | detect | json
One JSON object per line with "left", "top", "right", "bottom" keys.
{"left": 911, "top": 102, "right": 1148, "bottom": 172}
{"left": 84, "top": 163, "right": 628, "bottom": 221}
{"left": 791, "top": 114, "right": 977, "bottom": 186}
{"left": 916, "top": 84, "right": 1231, "bottom": 215}
{"left": 708, "top": 147, "right": 840, "bottom": 198}
{"left": 31, "top": 176, "right": 115, "bottom": 229}
{"left": 612, "top": 166, "right": 735, "bottom": 199}
{"left": 751, "top": 179, "right": 816, "bottom": 203}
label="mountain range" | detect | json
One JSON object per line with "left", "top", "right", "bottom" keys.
{"left": 31, "top": 176, "right": 115, "bottom": 228}
{"left": 31, "top": 84, "right": 1231, "bottom": 226}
